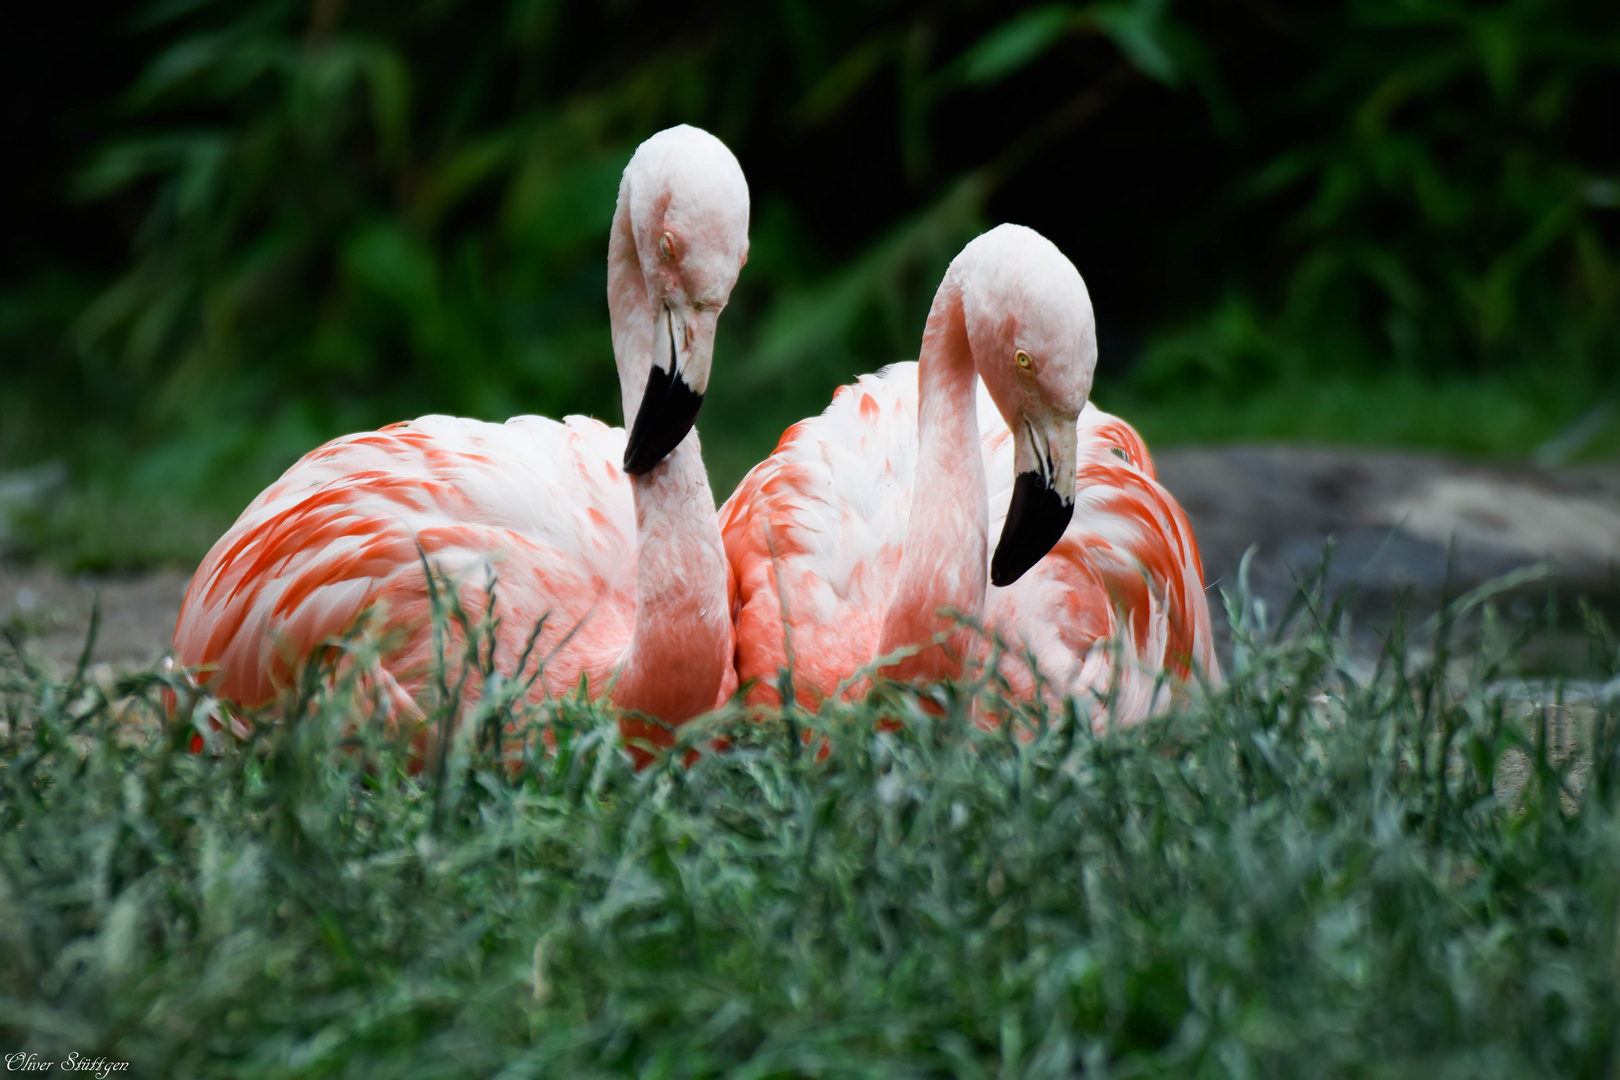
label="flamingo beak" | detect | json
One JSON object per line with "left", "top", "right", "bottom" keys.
{"left": 623, "top": 302, "right": 714, "bottom": 474}
{"left": 991, "top": 412, "right": 1077, "bottom": 586}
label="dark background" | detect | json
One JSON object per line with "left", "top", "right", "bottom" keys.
{"left": 3, "top": 0, "right": 1617, "bottom": 568}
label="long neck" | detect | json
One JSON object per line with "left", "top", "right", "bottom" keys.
{"left": 603, "top": 196, "right": 732, "bottom": 749}
{"left": 876, "top": 274, "right": 988, "bottom": 683}
{"left": 610, "top": 432, "right": 732, "bottom": 735}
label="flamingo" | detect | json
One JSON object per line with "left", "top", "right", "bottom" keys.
{"left": 172, "top": 125, "right": 750, "bottom": 760}
{"left": 720, "top": 224, "right": 1217, "bottom": 727}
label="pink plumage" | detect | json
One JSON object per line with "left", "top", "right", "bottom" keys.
{"left": 177, "top": 416, "right": 697, "bottom": 709}
{"left": 721, "top": 371, "right": 919, "bottom": 706}
{"left": 979, "top": 395, "right": 1220, "bottom": 723}
{"left": 721, "top": 226, "right": 1218, "bottom": 728}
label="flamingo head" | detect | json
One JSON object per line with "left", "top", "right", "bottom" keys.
{"left": 616, "top": 125, "right": 751, "bottom": 474}
{"left": 954, "top": 224, "right": 1097, "bottom": 586}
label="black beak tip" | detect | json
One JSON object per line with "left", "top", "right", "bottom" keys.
{"left": 623, "top": 365, "right": 705, "bottom": 475}
{"left": 621, "top": 443, "right": 658, "bottom": 476}
{"left": 990, "top": 471, "right": 1074, "bottom": 587}
{"left": 990, "top": 556, "right": 1031, "bottom": 589}
{"left": 622, "top": 431, "right": 676, "bottom": 476}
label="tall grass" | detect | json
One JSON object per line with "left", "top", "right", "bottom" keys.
{"left": 2, "top": 571, "right": 1619, "bottom": 1077}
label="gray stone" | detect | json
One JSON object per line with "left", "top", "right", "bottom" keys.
{"left": 1156, "top": 447, "right": 1620, "bottom": 664}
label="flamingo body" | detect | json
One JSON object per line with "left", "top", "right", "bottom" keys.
{"left": 721, "top": 361, "right": 1217, "bottom": 725}
{"left": 176, "top": 414, "right": 736, "bottom": 717}
{"left": 721, "top": 369, "right": 919, "bottom": 706}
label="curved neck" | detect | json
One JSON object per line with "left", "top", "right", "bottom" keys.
{"left": 876, "top": 274, "right": 988, "bottom": 683}
{"left": 610, "top": 431, "right": 732, "bottom": 729}
{"left": 604, "top": 196, "right": 732, "bottom": 742}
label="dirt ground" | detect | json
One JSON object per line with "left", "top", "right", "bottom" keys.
{"left": 3, "top": 447, "right": 1618, "bottom": 678}
{"left": 0, "top": 563, "right": 191, "bottom": 675}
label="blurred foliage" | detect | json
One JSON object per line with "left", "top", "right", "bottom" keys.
{"left": 0, "top": 0, "right": 1617, "bottom": 567}
{"left": 1133, "top": 0, "right": 1620, "bottom": 406}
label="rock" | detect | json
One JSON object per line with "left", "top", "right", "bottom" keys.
{"left": 1156, "top": 446, "right": 1620, "bottom": 661}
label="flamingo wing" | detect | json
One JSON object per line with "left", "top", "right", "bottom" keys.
{"left": 981, "top": 400, "right": 1219, "bottom": 726}
{"left": 174, "top": 414, "right": 640, "bottom": 710}
{"left": 720, "top": 363, "right": 931, "bottom": 706}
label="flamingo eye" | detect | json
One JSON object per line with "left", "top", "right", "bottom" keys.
{"left": 1014, "top": 350, "right": 1034, "bottom": 372}
{"left": 660, "top": 231, "right": 677, "bottom": 260}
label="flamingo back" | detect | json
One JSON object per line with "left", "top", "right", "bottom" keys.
{"left": 174, "top": 414, "right": 642, "bottom": 712}
{"left": 720, "top": 365, "right": 932, "bottom": 706}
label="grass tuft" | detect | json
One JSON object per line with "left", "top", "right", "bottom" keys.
{"left": 2, "top": 572, "right": 1619, "bottom": 1077}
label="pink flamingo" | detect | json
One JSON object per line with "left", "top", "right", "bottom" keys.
{"left": 721, "top": 224, "right": 1217, "bottom": 727}
{"left": 172, "top": 125, "right": 750, "bottom": 759}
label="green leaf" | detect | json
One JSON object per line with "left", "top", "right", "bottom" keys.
{"left": 1472, "top": 14, "right": 1518, "bottom": 100}
{"left": 360, "top": 44, "right": 412, "bottom": 165}
{"left": 796, "top": 34, "right": 896, "bottom": 123}
{"left": 956, "top": 5, "right": 1079, "bottom": 86}
{"left": 344, "top": 222, "right": 439, "bottom": 311}
{"left": 1096, "top": 0, "right": 1179, "bottom": 85}
{"left": 504, "top": 148, "right": 629, "bottom": 252}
